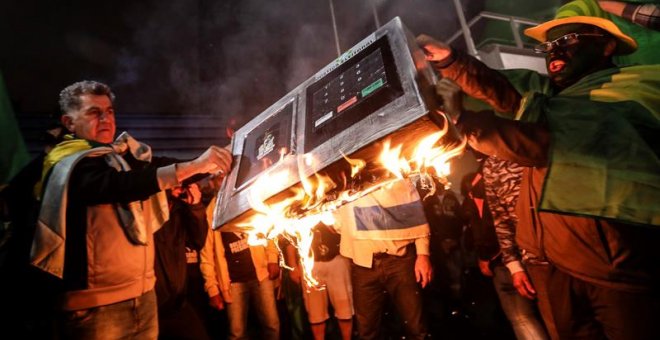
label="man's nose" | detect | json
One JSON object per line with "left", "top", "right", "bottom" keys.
{"left": 547, "top": 48, "right": 564, "bottom": 59}
{"left": 99, "top": 111, "right": 113, "bottom": 121}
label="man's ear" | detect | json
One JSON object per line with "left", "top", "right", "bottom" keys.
{"left": 61, "top": 114, "right": 75, "bottom": 132}
{"left": 604, "top": 39, "right": 617, "bottom": 57}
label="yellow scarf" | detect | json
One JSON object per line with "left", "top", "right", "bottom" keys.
{"left": 31, "top": 132, "right": 170, "bottom": 278}
{"left": 35, "top": 134, "right": 96, "bottom": 199}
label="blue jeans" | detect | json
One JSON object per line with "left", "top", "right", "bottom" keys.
{"left": 492, "top": 265, "right": 548, "bottom": 340}
{"left": 60, "top": 289, "right": 158, "bottom": 339}
{"left": 351, "top": 249, "right": 427, "bottom": 340}
{"left": 526, "top": 262, "right": 559, "bottom": 340}
{"left": 226, "top": 278, "right": 280, "bottom": 340}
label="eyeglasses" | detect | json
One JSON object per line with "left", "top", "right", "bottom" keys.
{"left": 533, "top": 33, "right": 605, "bottom": 53}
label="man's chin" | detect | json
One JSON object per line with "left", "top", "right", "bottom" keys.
{"left": 550, "top": 74, "right": 576, "bottom": 90}
{"left": 97, "top": 132, "right": 115, "bottom": 144}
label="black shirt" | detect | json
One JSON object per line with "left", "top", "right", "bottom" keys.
{"left": 221, "top": 232, "right": 257, "bottom": 282}
{"left": 312, "top": 224, "right": 340, "bottom": 262}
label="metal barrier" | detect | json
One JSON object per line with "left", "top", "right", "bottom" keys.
{"left": 448, "top": 0, "right": 540, "bottom": 57}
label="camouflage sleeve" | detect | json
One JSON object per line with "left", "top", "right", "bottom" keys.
{"left": 600, "top": 1, "right": 660, "bottom": 30}
{"left": 482, "top": 157, "right": 524, "bottom": 266}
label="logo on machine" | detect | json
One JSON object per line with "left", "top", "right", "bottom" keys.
{"left": 257, "top": 130, "right": 276, "bottom": 161}
{"left": 315, "top": 33, "right": 377, "bottom": 80}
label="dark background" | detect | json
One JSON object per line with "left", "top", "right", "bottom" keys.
{"left": 1, "top": 0, "right": 562, "bottom": 186}
{"left": 1, "top": 0, "right": 487, "bottom": 130}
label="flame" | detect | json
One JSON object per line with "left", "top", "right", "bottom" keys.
{"left": 379, "top": 140, "right": 408, "bottom": 179}
{"left": 279, "top": 147, "right": 288, "bottom": 161}
{"left": 242, "top": 169, "right": 335, "bottom": 288}
{"left": 341, "top": 151, "right": 366, "bottom": 178}
{"left": 380, "top": 114, "right": 467, "bottom": 182}
{"left": 239, "top": 113, "right": 465, "bottom": 288}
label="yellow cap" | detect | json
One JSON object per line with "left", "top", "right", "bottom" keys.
{"left": 524, "top": 0, "right": 637, "bottom": 55}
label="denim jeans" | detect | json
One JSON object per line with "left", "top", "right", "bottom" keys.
{"left": 226, "top": 278, "right": 280, "bottom": 340}
{"left": 526, "top": 262, "right": 559, "bottom": 340}
{"left": 60, "top": 289, "right": 158, "bottom": 339}
{"left": 492, "top": 265, "right": 548, "bottom": 340}
{"left": 351, "top": 250, "right": 427, "bottom": 340}
{"left": 158, "top": 300, "right": 210, "bottom": 340}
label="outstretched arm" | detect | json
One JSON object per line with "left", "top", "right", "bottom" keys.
{"left": 434, "top": 77, "right": 549, "bottom": 167}
{"left": 417, "top": 34, "right": 522, "bottom": 115}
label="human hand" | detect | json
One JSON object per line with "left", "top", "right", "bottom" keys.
{"left": 193, "top": 145, "right": 233, "bottom": 175}
{"left": 175, "top": 146, "right": 233, "bottom": 184}
{"left": 415, "top": 254, "right": 433, "bottom": 288}
{"left": 435, "top": 78, "right": 463, "bottom": 124}
{"left": 478, "top": 259, "right": 494, "bottom": 277}
{"left": 209, "top": 294, "right": 225, "bottom": 311}
{"left": 416, "top": 34, "right": 453, "bottom": 62}
{"left": 512, "top": 271, "right": 536, "bottom": 300}
{"left": 172, "top": 183, "right": 202, "bottom": 205}
{"left": 267, "top": 263, "right": 280, "bottom": 280}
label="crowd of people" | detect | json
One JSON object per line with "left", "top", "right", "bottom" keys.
{"left": 0, "top": 0, "right": 658, "bottom": 339}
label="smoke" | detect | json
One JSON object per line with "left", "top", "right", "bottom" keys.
{"left": 112, "top": 1, "right": 199, "bottom": 114}
{"left": 281, "top": 0, "right": 481, "bottom": 100}
{"left": 110, "top": 0, "right": 473, "bottom": 127}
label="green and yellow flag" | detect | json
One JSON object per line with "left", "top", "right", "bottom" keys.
{"left": 508, "top": 65, "right": 660, "bottom": 226}
{"left": 0, "top": 70, "right": 29, "bottom": 186}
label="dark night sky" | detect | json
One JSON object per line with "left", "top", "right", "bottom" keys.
{"left": 1, "top": 0, "right": 483, "bottom": 131}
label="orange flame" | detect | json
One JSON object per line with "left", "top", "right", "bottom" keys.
{"left": 341, "top": 151, "right": 366, "bottom": 178}
{"left": 380, "top": 119, "right": 467, "bottom": 182}
{"left": 279, "top": 147, "right": 288, "bottom": 161}
{"left": 242, "top": 169, "right": 335, "bottom": 288}
{"left": 240, "top": 113, "right": 465, "bottom": 288}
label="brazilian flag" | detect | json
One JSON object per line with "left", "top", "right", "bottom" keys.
{"left": 503, "top": 65, "right": 660, "bottom": 226}
{"left": 0, "top": 71, "right": 29, "bottom": 186}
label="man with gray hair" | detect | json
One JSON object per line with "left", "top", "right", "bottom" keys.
{"left": 31, "top": 80, "right": 232, "bottom": 339}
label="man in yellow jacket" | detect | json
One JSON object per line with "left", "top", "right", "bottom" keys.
{"left": 200, "top": 197, "right": 281, "bottom": 340}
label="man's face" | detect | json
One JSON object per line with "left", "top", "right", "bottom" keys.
{"left": 544, "top": 24, "right": 612, "bottom": 89}
{"left": 62, "top": 94, "right": 116, "bottom": 144}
